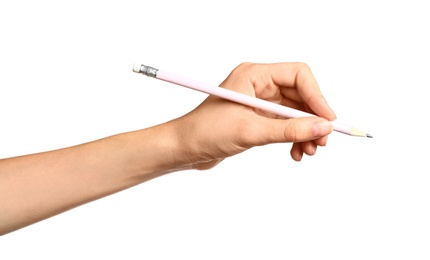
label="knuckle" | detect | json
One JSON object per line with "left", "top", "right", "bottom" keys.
{"left": 294, "top": 62, "right": 311, "bottom": 73}
{"left": 296, "top": 62, "right": 310, "bottom": 69}
{"left": 283, "top": 122, "right": 300, "bottom": 142}
{"left": 233, "top": 62, "right": 254, "bottom": 74}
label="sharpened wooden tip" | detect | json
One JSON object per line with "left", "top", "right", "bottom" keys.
{"left": 351, "top": 127, "right": 372, "bottom": 138}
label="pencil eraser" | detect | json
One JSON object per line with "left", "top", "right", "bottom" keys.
{"left": 132, "top": 64, "right": 142, "bottom": 73}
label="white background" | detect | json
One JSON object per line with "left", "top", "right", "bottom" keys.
{"left": 1, "top": 0, "right": 429, "bottom": 259}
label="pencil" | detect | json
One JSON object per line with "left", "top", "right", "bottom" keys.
{"left": 132, "top": 63, "right": 372, "bottom": 138}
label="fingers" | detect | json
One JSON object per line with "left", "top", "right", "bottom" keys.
{"left": 292, "top": 64, "right": 335, "bottom": 118}
{"left": 291, "top": 141, "right": 318, "bottom": 162}
{"left": 283, "top": 117, "right": 333, "bottom": 143}
{"left": 250, "top": 115, "right": 333, "bottom": 146}
{"left": 290, "top": 137, "right": 328, "bottom": 162}
{"left": 256, "top": 62, "right": 337, "bottom": 121}
{"left": 248, "top": 115, "right": 332, "bottom": 161}
{"left": 247, "top": 62, "right": 336, "bottom": 161}
{"left": 221, "top": 62, "right": 336, "bottom": 121}
{"left": 213, "top": 62, "right": 337, "bottom": 162}
{"left": 290, "top": 143, "right": 303, "bottom": 162}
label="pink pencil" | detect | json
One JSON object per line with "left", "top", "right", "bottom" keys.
{"left": 133, "top": 63, "right": 372, "bottom": 138}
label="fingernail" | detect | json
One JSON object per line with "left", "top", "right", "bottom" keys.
{"left": 312, "top": 121, "right": 333, "bottom": 137}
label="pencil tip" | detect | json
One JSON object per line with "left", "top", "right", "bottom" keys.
{"left": 366, "top": 134, "right": 373, "bottom": 138}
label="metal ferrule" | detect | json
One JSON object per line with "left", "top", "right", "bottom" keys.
{"left": 139, "top": 64, "right": 158, "bottom": 78}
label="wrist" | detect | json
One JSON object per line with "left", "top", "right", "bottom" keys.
{"left": 122, "top": 120, "right": 193, "bottom": 180}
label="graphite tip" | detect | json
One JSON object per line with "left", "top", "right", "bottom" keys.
{"left": 366, "top": 133, "right": 373, "bottom": 138}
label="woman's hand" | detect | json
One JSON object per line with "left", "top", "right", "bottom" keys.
{"left": 174, "top": 62, "right": 337, "bottom": 169}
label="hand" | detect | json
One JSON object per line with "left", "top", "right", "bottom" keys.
{"left": 174, "top": 62, "right": 337, "bottom": 168}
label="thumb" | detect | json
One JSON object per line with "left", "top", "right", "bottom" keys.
{"left": 254, "top": 116, "right": 333, "bottom": 145}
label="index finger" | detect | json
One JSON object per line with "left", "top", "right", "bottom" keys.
{"left": 270, "top": 62, "right": 337, "bottom": 121}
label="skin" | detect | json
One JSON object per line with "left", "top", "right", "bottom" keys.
{"left": 0, "top": 62, "right": 336, "bottom": 235}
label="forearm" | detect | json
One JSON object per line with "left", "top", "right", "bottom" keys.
{"left": 0, "top": 120, "right": 187, "bottom": 235}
